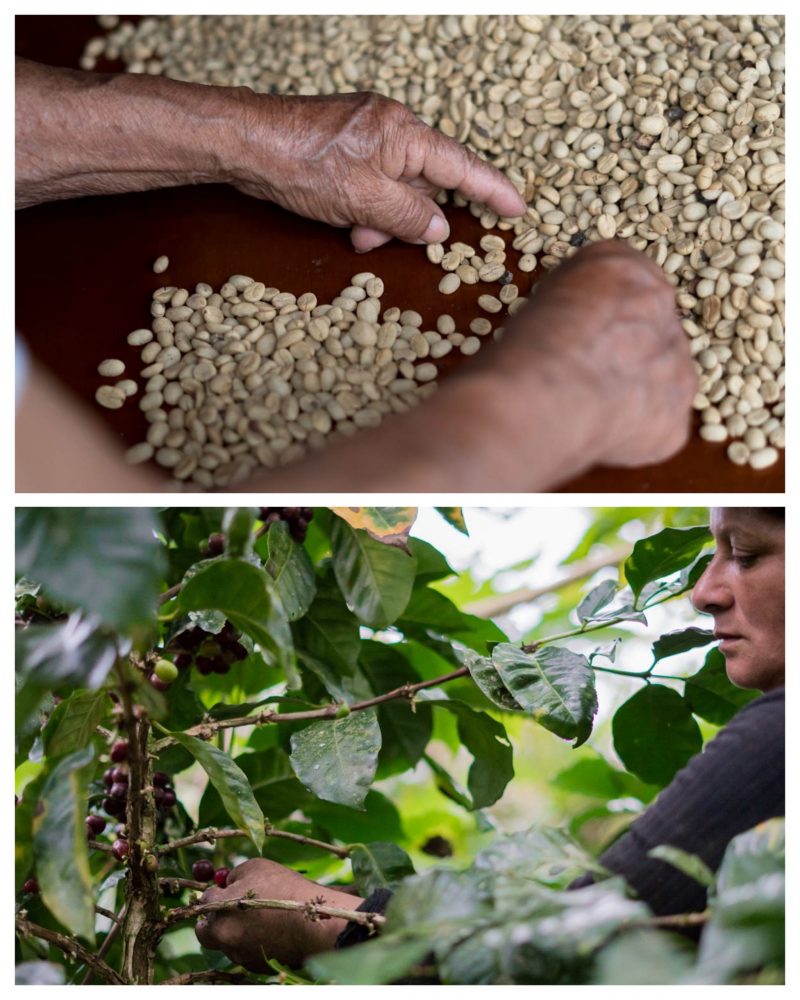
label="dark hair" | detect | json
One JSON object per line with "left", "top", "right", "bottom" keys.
{"left": 756, "top": 508, "right": 785, "bottom": 522}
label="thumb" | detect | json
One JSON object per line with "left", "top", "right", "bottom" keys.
{"left": 365, "top": 180, "right": 450, "bottom": 246}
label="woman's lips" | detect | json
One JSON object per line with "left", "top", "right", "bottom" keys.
{"left": 715, "top": 632, "right": 744, "bottom": 651}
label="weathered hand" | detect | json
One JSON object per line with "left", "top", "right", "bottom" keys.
{"left": 194, "top": 858, "right": 361, "bottom": 971}
{"left": 227, "top": 90, "right": 527, "bottom": 250}
{"left": 488, "top": 239, "right": 697, "bottom": 469}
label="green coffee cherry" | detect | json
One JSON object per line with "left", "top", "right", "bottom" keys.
{"left": 334, "top": 703, "right": 351, "bottom": 719}
{"left": 154, "top": 658, "right": 179, "bottom": 683}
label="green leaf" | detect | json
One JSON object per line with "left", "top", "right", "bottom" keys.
{"left": 492, "top": 644, "right": 598, "bottom": 746}
{"left": 435, "top": 507, "right": 468, "bottom": 535}
{"left": 552, "top": 753, "right": 657, "bottom": 804}
{"left": 42, "top": 690, "right": 107, "bottom": 758}
{"left": 330, "top": 519, "right": 417, "bottom": 628}
{"left": 592, "top": 929, "right": 695, "bottom": 985}
{"left": 198, "top": 748, "right": 310, "bottom": 828}
{"left": 612, "top": 685, "right": 703, "bottom": 786}
{"left": 432, "top": 700, "right": 514, "bottom": 808}
{"left": 176, "top": 559, "right": 298, "bottom": 689}
{"left": 264, "top": 521, "right": 316, "bottom": 621}
{"left": 695, "top": 819, "right": 784, "bottom": 982}
{"left": 329, "top": 506, "right": 417, "bottom": 548}
{"left": 651, "top": 626, "right": 715, "bottom": 666}
{"left": 293, "top": 588, "right": 361, "bottom": 677}
{"left": 624, "top": 526, "right": 711, "bottom": 605}
{"left": 684, "top": 647, "right": 760, "bottom": 725}
{"left": 307, "top": 936, "right": 431, "bottom": 985}
{"left": 424, "top": 752, "right": 474, "bottom": 811}
{"left": 648, "top": 845, "right": 716, "bottom": 888}
{"left": 16, "top": 770, "right": 47, "bottom": 894}
{"left": 221, "top": 506, "right": 256, "bottom": 558}
{"left": 16, "top": 614, "right": 119, "bottom": 690}
{"left": 388, "top": 867, "right": 488, "bottom": 935}
{"left": 474, "top": 825, "right": 605, "bottom": 887}
{"left": 398, "top": 588, "right": 507, "bottom": 651}
{"left": 350, "top": 842, "right": 416, "bottom": 895}
{"left": 577, "top": 580, "right": 619, "bottom": 623}
{"left": 289, "top": 709, "right": 381, "bottom": 809}
{"left": 462, "top": 649, "right": 523, "bottom": 712}
{"left": 32, "top": 747, "right": 96, "bottom": 942}
{"left": 306, "top": 790, "right": 404, "bottom": 845}
{"left": 15, "top": 507, "right": 162, "bottom": 630}
{"left": 167, "top": 732, "right": 264, "bottom": 850}
{"left": 408, "top": 537, "right": 455, "bottom": 584}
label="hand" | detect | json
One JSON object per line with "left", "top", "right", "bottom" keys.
{"left": 226, "top": 90, "right": 527, "bottom": 251}
{"left": 194, "top": 859, "right": 362, "bottom": 971}
{"left": 483, "top": 239, "right": 696, "bottom": 470}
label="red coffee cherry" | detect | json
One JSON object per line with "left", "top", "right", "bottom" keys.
{"left": 214, "top": 867, "right": 231, "bottom": 888}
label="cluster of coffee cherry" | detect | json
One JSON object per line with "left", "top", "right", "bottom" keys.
{"left": 259, "top": 507, "right": 315, "bottom": 543}
{"left": 163, "top": 619, "right": 249, "bottom": 679}
{"left": 192, "top": 860, "right": 230, "bottom": 888}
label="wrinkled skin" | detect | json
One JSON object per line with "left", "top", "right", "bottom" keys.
{"left": 227, "top": 90, "right": 528, "bottom": 251}
{"left": 692, "top": 508, "right": 785, "bottom": 691}
{"left": 194, "top": 858, "right": 361, "bottom": 971}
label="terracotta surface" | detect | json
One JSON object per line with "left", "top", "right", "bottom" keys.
{"left": 15, "top": 15, "right": 784, "bottom": 493}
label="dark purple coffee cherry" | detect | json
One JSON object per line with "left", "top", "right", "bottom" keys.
{"left": 112, "top": 839, "right": 129, "bottom": 862}
{"left": 153, "top": 771, "right": 170, "bottom": 788}
{"left": 109, "top": 782, "right": 128, "bottom": 800}
{"left": 103, "top": 796, "right": 126, "bottom": 818}
{"left": 173, "top": 652, "right": 193, "bottom": 670}
{"left": 103, "top": 768, "right": 115, "bottom": 787}
{"left": 111, "top": 767, "right": 128, "bottom": 784}
{"left": 23, "top": 878, "right": 40, "bottom": 894}
{"left": 192, "top": 859, "right": 215, "bottom": 883}
{"left": 110, "top": 740, "right": 129, "bottom": 763}
{"left": 160, "top": 789, "right": 177, "bottom": 809}
{"left": 86, "top": 814, "right": 106, "bottom": 836}
{"left": 195, "top": 656, "right": 215, "bottom": 675}
{"left": 206, "top": 533, "right": 226, "bottom": 556}
{"left": 150, "top": 673, "right": 172, "bottom": 692}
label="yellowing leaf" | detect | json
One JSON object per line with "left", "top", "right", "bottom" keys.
{"left": 329, "top": 507, "right": 417, "bottom": 548}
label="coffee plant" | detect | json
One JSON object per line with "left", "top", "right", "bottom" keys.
{"left": 15, "top": 507, "right": 783, "bottom": 985}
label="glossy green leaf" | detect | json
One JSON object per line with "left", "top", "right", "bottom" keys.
{"left": 264, "top": 520, "right": 316, "bottom": 621}
{"left": 462, "top": 649, "right": 523, "bottom": 712}
{"left": 221, "top": 506, "right": 256, "bottom": 558}
{"left": 577, "top": 580, "right": 619, "bottom": 623}
{"left": 199, "top": 748, "right": 310, "bottom": 828}
{"left": 293, "top": 589, "right": 360, "bottom": 677}
{"left": 388, "top": 868, "right": 488, "bottom": 934}
{"left": 329, "top": 507, "right": 417, "bottom": 548}
{"left": 308, "top": 936, "right": 431, "bottom": 985}
{"left": 649, "top": 845, "right": 715, "bottom": 888}
{"left": 651, "top": 626, "right": 715, "bottom": 665}
{"left": 435, "top": 507, "right": 468, "bottom": 535}
{"left": 42, "top": 690, "right": 107, "bottom": 758}
{"left": 331, "top": 519, "right": 417, "bottom": 628}
{"left": 552, "top": 754, "right": 657, "bottom": 804}
{"left": 15, "top": 507, "right": 162, "bottom": 630}
{"left": 289, "top": 709, "right": 381, "bottom": 809}
{"left": 168, "top": 732, "right": 264, "bottom": 850}
{"left": 433, "top": 700, "right": 514, "bottom": 808}
{"left": 612, "top": 685, "right": 703, "bottom": 786}
{"left": 32, "top": 747, "right": 95, "bottom": 942}
{"left": 399, "top": 588, "right": 507, "bottom": 651}
{"left": 684, "top": 647, "right": 759, "bottom": 725}
{"left": 624, "top": 526, "right": 711, "bottom": 605}
{"left": 176, "top": 559, "right": 298, "bottom": 689}
{"left": 492, "top": 644, "right": 598, "bottom": 746}
{"left": 350, "top": 842, "right": 416, "bottom": 895}
{"left": 474, "top": 825, "right": 605, "bottom": 887}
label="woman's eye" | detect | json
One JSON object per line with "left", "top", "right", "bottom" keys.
{"left": 732, "top": 552, "right": 758, "bottom": 568}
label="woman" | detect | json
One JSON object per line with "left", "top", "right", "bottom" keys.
{"left": 195, "top": 508, "right": 785, "bottom": 969}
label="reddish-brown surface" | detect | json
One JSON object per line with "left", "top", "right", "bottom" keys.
{"left": 15, "top": 15, "right": 784, "bottom": 492}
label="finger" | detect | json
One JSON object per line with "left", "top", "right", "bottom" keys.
{"left": 362, "top": 178, "right": 450, "bottom": 245}
{"left": 420, "top": 129, "right": 527, "bottom": 218}
{"left": 350, "top": 225, "right": 393, "bottom": 253}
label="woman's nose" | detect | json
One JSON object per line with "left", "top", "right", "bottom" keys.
{"left": 691, "top": 555, "right": 732, "bottom": 614}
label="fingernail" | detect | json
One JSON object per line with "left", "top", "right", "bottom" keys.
{"left": 423, "top": 214, "right": 449, "bottom": 243}
{"left": 354, "top": 234, "right": 392, "bottom": 254}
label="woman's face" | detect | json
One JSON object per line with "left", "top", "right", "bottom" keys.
{"left": 691, "top": 508, "right": 785, "bottom": 691}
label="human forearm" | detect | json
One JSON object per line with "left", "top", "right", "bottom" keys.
{"left": 15, "top": 57, "right": 247, "bottom": 208}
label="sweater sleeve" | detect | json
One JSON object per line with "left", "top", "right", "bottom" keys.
{"left": 570, "top": 686, "right": 785, "bottom": 915}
